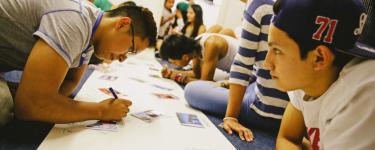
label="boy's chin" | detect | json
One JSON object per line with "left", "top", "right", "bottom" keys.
{"left": 94, "top": 54, "right": 108, "bottom": 61}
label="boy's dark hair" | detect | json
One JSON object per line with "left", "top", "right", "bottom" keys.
{"left": 106, "top": 4, "right": 157, "bottom": 47}
{"left": 181, "top": 4, "right": 204, "bottom": 38}
{"left": 118, "top": 1, "right": 136, "bottom": 7}
{"left": 160, "top": 34, "right": 201, "bottom": 60}
{"left": 273, "top": 0, "right": 357, "bottom": 68}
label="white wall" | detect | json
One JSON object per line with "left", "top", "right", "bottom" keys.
{"left": 216, "top": 0, "right": 246, "bottom": 29}
{"left": 193, "top": 0, "right": 220, "bottom": 28}
{"left": 110, "top": 0, "right": 164, "bottom": 29}
{"left": 109, "top": 0, "right": 246, "bottom": 32}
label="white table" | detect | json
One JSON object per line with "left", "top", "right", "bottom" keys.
{"left": 38, "top": 49, "right": 235, "bottom": 150}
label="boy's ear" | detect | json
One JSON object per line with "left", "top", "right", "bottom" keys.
{"left": 312, "top": 45, "right": 335, "bottom": 71}
{"left": 121, "top": 17, "right": 132, "bottom": 24}
{"left": 115, "top": 17, "right": 132, "bottom": 31}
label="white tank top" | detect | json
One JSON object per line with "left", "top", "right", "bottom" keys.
{"left": 195, "top": 33, "right": 239, "bottom": 72}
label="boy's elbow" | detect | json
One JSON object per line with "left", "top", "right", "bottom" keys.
{"left": 276, "top": 134, "right": 303, "bottom": 150}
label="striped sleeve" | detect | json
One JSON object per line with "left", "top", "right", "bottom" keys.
{"left": 229, "top": 2, "right": 273, "bottom": 86}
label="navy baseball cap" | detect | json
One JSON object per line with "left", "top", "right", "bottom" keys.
{"left": 345, "top": 0, "right": 375, "bottom": 58}
{"left": 272, "top": 0, "right": 366, "bottom": 57}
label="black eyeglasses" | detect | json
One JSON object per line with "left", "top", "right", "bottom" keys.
{"left": 127, "top": 23, "right": 136, "bottom": 56}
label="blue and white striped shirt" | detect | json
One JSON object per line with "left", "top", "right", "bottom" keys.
{"left": 229, "top": 0, "right": 289, "bottom": 119}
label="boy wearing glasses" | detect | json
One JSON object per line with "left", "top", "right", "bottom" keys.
{"left": 264, "top": 0, "right": 375, "bottom": 149}
{"left": 0, "top": 0, "right": 157, "bottom": 126}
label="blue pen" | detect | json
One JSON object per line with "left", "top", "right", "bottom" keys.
{"left": 109, "top": 87, "right": 118, "bottom": 99}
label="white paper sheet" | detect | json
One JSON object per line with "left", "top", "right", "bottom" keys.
{"left": 38, "top": 49, "right": 235, "bottom": 150}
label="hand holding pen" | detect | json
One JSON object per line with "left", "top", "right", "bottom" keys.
{"left": 109, "top": 87, "right": 118, "bottom": 99}
{"left": 98, "top": 87, "right": 132, "bottom": 121}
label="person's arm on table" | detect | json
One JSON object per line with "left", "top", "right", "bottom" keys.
{"left": 15, "top": 39, "right": 131, "bottom": 123}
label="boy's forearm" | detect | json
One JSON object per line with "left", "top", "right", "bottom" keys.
{"left": 15, "top": 94, "right": 103, "bottom": 123}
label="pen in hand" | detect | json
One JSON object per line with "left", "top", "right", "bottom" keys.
{"left": 109, "top": 87, "right": 118, "bottom": 99}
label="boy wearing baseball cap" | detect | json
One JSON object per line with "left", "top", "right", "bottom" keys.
{"left": 263, "top": 0, "right": 375, "bottom": 149}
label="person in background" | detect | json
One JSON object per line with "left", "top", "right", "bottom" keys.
{"left": 88, "top": 0, "right": 113, "bottom": 11}
{"left": 178, "top": 4, "right": 206, "bottom": 38}
{"left": 206, "top": 24, "right": 238, "bottom": 39}
{"left": 267, "top": 0, "right": 374, "bottom": 149}
{"left": 156, "top": 3, "right": 204, "bottom": 52}
{"left": 171, "top": 2, "right": 189, "bottom": 34}
{"left": 160, "top": 31, "right": 239, "bottom": 84}
{"left": 158, "top": 0, "right": 176, "bottom": 39}
{"left": 184, "top": 0, "right": 289, "bottom": 143}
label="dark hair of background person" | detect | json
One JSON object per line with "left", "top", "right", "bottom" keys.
{"left": 181, "top": 4, "right": 204, "bottom": 38}
{"left": 159, "top": 34, "right": 202, "bottom": 60}
{"left": 173, "top": 3, "right": 188, "bottom": 27}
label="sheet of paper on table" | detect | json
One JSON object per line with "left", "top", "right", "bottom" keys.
{"left": 38, "top": 49, "right": 235, "bottom": 150}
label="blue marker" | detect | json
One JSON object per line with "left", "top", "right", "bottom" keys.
{"left": 109, "top": 87, "right": 118, "bottom": 99}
